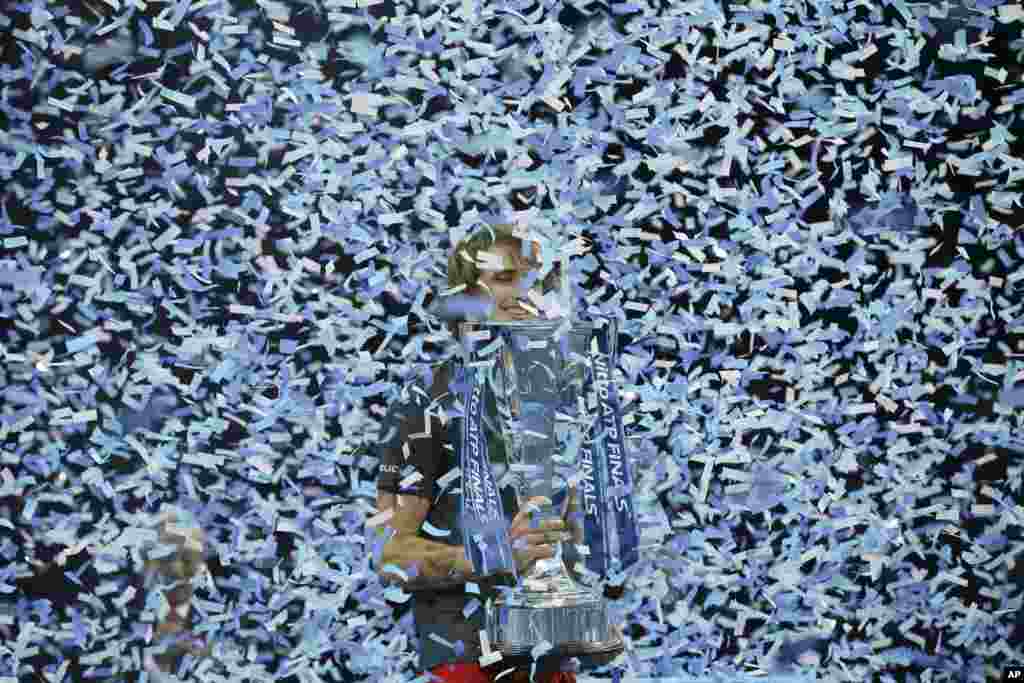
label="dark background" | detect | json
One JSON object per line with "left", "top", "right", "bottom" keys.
{"left": 1, "top": 0, "right": 1022, "bottom": 681}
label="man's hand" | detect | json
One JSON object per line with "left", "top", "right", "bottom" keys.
{"left": 509, "top": 496, "right": 570, "bottom": 576}
{"left": 560, "top": 485, "right": 585, "bottom": 585}
{"left": 561, "top": 484, "right": 626, "bottom": 601}
{"left": 560, "top": 484, "right": 584, "bottom": 546}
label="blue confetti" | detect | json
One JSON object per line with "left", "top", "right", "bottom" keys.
{"left": 2, "top": 0, "right": 1021, "bottom": 681}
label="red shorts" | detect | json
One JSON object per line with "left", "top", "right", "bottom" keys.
{"left": 428, "top": 662, "right": 577, "bottom": 683}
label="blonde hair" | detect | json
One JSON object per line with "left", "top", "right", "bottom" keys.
{"left": 446, "top": 223, "right": 538, "bottom": 296}
{"left": 441, "top": 224, "right": 559, "bottom": 336}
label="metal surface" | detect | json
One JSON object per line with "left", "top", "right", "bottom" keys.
{"left": 464, "top": 317, "right": 624, "bottom": 669}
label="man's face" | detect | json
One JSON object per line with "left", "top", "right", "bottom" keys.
{"left": 475, "top": 241, "right": 543, "bottom": 322}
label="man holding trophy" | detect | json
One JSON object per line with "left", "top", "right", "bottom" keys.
{"left": 376, "top": 225, "right": 639, "bottom": 683}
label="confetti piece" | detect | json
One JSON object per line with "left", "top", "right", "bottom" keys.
{"left": 365, "top": 508, "right": 395, "bottom": 528}
{"left": 2, "top": 1, "right": 1020, "bottom": 682}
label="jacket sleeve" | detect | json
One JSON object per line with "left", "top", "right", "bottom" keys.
{"left": 376, "top": 382, "right": 443, "bottom": 501}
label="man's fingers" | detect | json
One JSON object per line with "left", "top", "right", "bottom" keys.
{"left": 561, "top": 487, "right": 579, "bottom": 522}
{"left": 511, "top": 496, "right": 551, "bottom": 526}
{"left": 520, "top": 496, "right": 550, "bottom": 514}
{"left": 514, "top": 530, "right": 571, "bottom": 545}
{"left": 521, "top": 544, "right": 557, "bottom": 565}
{"left": 509, "top": 517, "right": 566, "bottom": 537}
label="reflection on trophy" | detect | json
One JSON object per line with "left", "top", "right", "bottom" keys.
{"left": 458, "top": 315, "right": 639, "bottom": 674}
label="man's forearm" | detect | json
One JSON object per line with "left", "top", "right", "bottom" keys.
{"left": 379, "top": 536, "right": 477, "bottom": 590}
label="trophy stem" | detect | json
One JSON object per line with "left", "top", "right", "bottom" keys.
{"left": 520, "top": 541, "right": 578, "bottom": 593}
{"left": 516, "top": 503, "right": 575, "bottom": 588}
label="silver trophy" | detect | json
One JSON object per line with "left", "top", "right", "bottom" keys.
{"left": 462, "top": 317, "right": 625, "bottom": 673}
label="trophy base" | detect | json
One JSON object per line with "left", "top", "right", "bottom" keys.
{"left": 485, "top": 634, "right": 624, "bottom": 676}
{"left": 486, "top": 583, "right": 624, "bottom": 674}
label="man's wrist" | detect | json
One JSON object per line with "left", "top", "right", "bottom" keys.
{"left": 451, "top": 546, "right": 474, "bottom": 579}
